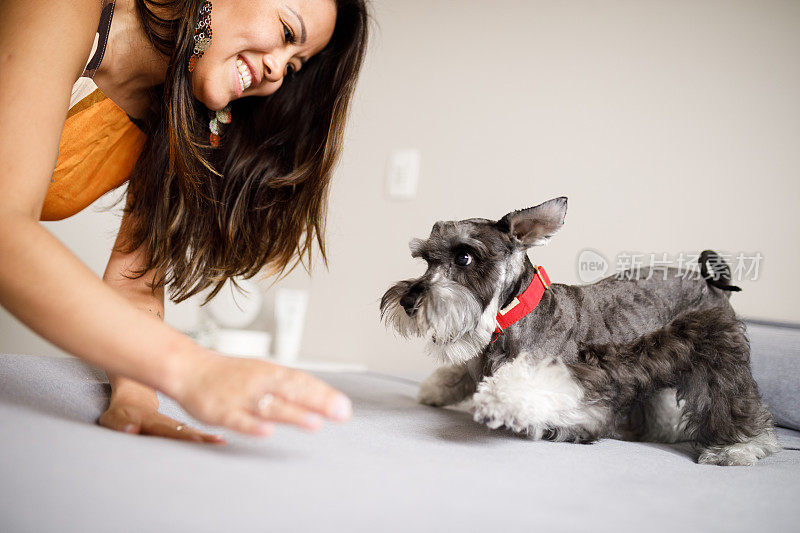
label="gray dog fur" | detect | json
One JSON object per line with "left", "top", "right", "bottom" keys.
{"left": 381, "top": 197, "right": 779, "bottom": 466}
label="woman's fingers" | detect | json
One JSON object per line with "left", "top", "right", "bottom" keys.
{"left": 254, "top": 393, "right": 323, "bottom": 431}
{"left": 223, "top": 410, "right": 275, "bottom": 437}
{"left": 174, "top": 353, "right": 353, "bottom": 436}
{"left": 99, "top": 404, "right": 226, "bottom": 444}
{"left": 140, "top": 415, "right": 226, "bottom": 445}
{"left": 265, "top": 367, "right": 353, "bottom": 422}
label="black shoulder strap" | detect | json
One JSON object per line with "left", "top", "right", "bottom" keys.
{"left": 81, "top": 1, "right": 116, "bottom": 79}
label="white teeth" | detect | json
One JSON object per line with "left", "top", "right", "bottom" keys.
{"left": 235, "top": 57, "right": 252, "bottom": 91}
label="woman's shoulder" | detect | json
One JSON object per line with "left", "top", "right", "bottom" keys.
{"left": 1, "top": 0, "right": 104, "bottom": 86}
{"left": 0, "top": 0, "right": 107, "bottom": 218}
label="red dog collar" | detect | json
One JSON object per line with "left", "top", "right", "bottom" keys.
{"left": 492, "top": 266, "right": 551, "bottom": 340}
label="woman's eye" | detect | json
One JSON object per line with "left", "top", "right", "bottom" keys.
{"left": 283, "top": 22, "right": 296, "bottom": 45}
{"left": 286, "top": 63, "right": 296, "bottom": 76}
{"left": 455, "top": 252, "right": 472, "bottom": 267}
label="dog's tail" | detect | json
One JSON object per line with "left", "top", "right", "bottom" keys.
{"left": 699, "top": 250, "right": 741, "bottom": 293}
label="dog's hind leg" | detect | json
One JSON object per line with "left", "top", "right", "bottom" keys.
{"left": 664, "top": 312, "right": 780, "bottom": 465}
{"left": 679, "top": 357, "right": 780, "bottom": 466}
{"left": 576, "top": 306, "right": 780, "bottom": 464}
{"left": 690, "top": 369, "right": 780, "bottom": 466}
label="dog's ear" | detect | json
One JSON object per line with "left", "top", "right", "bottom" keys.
{"left": 498, "top": 197, "right": 568, "bottom": 247}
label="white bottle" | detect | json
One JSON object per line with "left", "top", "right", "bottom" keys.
{"left": 273, "top": 289, "right": 309, "bottom": 363}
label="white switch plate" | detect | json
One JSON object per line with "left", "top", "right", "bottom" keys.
{"left": 386, "top": 148, "right": 420, "bottom": 199}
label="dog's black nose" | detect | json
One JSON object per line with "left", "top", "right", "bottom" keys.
{"left": 400, "top": 283, "right": 424, "bottom": 317}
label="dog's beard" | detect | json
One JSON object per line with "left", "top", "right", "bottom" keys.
{"left": 381, "top": 279, "right": 495, "bottom": 364}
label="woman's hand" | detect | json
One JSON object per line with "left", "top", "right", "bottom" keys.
{"left": 170, "top": 350, "right": 353, "bottom": 437}
{"left": 99, "top": 373, "right": 225, "bottom": 444}
{"left": 99, "top": 400, "right": 226, "bottom": 444}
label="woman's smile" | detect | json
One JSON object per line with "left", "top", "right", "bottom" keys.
{"left": 236, "top": 56, "right": 253, "bottom": 92}
{"left": 233, "top": 55, "right": 258, "bottom": 98}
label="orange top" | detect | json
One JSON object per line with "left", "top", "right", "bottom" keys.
{"left": 40, "top": 0, "right": 146, "bottom": 221}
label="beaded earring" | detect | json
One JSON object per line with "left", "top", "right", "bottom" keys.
{"left": 187, "top": 1, "right": 231, "bottom": 147}
{"left": 209, "top": 106, "right": 231, "bottom": 147}
{"left": 188, "top": 1, "right": 213, "bottom": 73}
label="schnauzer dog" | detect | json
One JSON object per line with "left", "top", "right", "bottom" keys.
{"left": 380, "top": 197, "right": 779, "bottom": 466}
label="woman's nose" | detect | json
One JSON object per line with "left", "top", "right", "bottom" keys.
{"left": 262, "top": 54, "right": 286, "bottom": 83}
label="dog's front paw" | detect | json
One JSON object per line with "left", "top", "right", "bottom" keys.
{"left": 472, "top": 402, "right": 506, "bottom": 430}
{"left": 417, "top": 365, "right": 476, "bottom": 407}
{"left": 417, "top": 378, "right": 454, "bottom": 407}
{"left": 472, "top": 387, "right": 528, "bottom": 433}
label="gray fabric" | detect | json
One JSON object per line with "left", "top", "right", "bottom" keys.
{"left": 746, "top": 321, "right": 800, "bottom": 431}
{"left": 1, "top": 354, "right": 799, "bottom": 533}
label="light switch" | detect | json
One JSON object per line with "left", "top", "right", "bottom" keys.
{"left": 386, "top": 148, "right": 420, "bottom": 199}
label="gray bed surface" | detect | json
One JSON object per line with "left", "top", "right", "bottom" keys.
{"left": 746, "top": 321, "right": 800, "bottom": 431}
{"left": 1, "top": 353, "right": 798, "bottom": 533}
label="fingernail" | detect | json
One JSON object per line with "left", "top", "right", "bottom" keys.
{"left": 122, "top": 424, "right": 137, "bottom": 434}
{"left": 304, "top": 414, "right": 323, "bottom": 430}
{"left": 329, "top": 395, "right": 352, "bottom": 422}
{"left": 211, "top": 434, "right": 225, "bottom": 441}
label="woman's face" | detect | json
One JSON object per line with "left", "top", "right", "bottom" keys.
{"left": 192, "top": 0, "right": 337, "bottom": 110}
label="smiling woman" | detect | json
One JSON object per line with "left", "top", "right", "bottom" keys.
{"left": 191, "top": 0, "right": 338, "bottom": 104}
{"left": 123, "top": 0, "right": 366, "bottom": 303}
{"left": 0, "top": 0, "right": 368, "bottom": 443}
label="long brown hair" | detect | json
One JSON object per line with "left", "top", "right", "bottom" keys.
{"left": 120, "top": 0, "right": 369, "bottom": 303}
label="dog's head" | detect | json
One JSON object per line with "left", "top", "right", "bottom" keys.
{"left": 380, "top": 197, "right": 567, "bottom": 363}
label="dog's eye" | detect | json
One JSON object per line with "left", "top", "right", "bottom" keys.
{"left": 455, "top": 252, "right": 472, "bottom": 267}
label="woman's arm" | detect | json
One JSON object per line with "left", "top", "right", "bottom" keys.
{"left": 0, "top": 1, "right": 181, "bottom": 386}
{"left": 0, "top": 0, "right": 352, "bottom": 436}
{"left": 99, "top": 204, "right": 225, "bottom": 443}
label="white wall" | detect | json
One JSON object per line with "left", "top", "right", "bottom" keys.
{"left": 2, "top": 0, "right": 798, "bottom": 376}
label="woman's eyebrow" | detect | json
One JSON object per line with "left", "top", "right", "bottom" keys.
{"left": 287, "top": 7, "right": 307, "bottom": 44}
